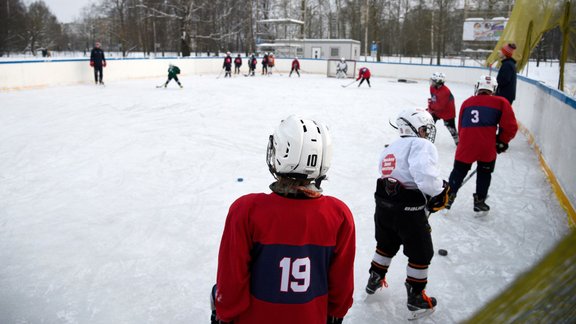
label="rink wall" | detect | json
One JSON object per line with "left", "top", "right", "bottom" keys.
{"left": 0, "top": 57, "right": 574, "bottom": 223}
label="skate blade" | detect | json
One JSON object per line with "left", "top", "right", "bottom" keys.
{"left": 408, "top": 308, "right": 435, "bottom": 321}
{"left": 473, "top": 210, "right": 489, "bottom": 218}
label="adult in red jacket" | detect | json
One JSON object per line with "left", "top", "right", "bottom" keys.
{"left": 428, "top": 72, "right": 458, "bottom": 145}
{"left": 289, "top": 57, "right": 300, "bottom": 77}
{"left": 356, "top": 67, "right": 371, "bottom": 87}
{"left": 212, "top": 115, "right": 356, "bottom": 324}
{"left": 446, "top": 75, "right": 518, "bottom": 212}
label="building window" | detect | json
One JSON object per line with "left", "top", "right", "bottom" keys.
{"left": 330, "top": 47, "right": 340, "bottom": 57}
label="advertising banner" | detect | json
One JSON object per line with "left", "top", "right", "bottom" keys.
{"left": 463, "top": 19, "right": 507, "bottom": 41}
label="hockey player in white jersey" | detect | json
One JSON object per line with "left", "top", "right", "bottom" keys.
{"left": 336, "top": 58, "right": 348, "bottom": 78}
{"left": 365, "top": 108, "right": 450, "bottom": 320}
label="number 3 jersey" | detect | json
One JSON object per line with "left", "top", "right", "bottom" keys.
{"left": 456, "top": 94, "right": 518, "bottom": 163}
{"left": 215, "top": 192, "right": 356, "bottom": 324}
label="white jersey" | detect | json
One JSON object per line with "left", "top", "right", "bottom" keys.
{"left": 378, "top": 136, "right": 444, "bottom": 197}
{"left": 337, "top": 61, "right": 348, "bottom": 71}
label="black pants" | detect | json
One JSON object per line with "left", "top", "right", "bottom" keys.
{"left": 373, "top": 179, "right": 433, "bottom": 273}
{"left": 289, "top": 68, "right": 300, "bottom": 77}
{"left": 166, "top": 75, "right": 180, "bottom": 85}
{"left": 93, "top": 66, "right": 103, "bottom": 83}
{"left": 358, "top": 77, "right": 371, "bottom": 87}
{"left": 448, "top": 159, "right": 495, "bottom": 199}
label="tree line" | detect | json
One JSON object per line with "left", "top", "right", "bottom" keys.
{"left": 0, "top": 0, "right": 564, "bottom": 61}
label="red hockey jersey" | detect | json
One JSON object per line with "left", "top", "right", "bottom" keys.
{"left": 429, "top": 85, "right": 456, "bottom": 120}
{"left": 215, "top": 192, "right": 355, "bottom": 324}
{"left": 357, "top": 67, "right": 371, "bottom": 80}
{"left": 455, "top": 94, "right": 518, "bottom": 163}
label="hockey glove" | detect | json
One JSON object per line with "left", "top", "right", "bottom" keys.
{"left": 90, "top": 61, "right": 94, "bottom": 67}
{"left": 327, "top": 316, "right": 344, "bottom": 324}
{"left": 496, "top": 139, "right": 509, "bottom": 154}
{"left": 427, "top": 181, "right": 451, "bottom": 213}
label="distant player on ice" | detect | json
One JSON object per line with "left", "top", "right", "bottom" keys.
{"left": 90, "top": 41, "right": 106, "bottom": 85}
{"left": 289, "top": 57, "right": 300, "bottom": 77}
{"left": 159, "top": 64, "right": 182, "bottom": 88}
{"left": 336, "top": 58, "right": 348, "bottom": 78}
{"left": 261, "top": 53, "right": 269, "bottom": 75}
{"left": 234, "top": 54, "right": 242, "bottom": 75}
{"left": 267, "top": 53, "right": 276, "bottom": 75}
{"left": 248, "top": 54, "right": 257, "bottom": 76}
{"left": 211, "top": 115, "right": 355, "bottom": 324}
{"left": 222, "top": 52, "right": 232, "bottom": 78}
{"left": 428, "top": 72, "right": 458, "bottom": 145}
{"left": 357, "top": 67, "right": 371, "bottom": 87}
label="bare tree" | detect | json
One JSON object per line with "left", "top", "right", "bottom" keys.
{"left": 25, "top": 0, "right": 62, "bottom": 55}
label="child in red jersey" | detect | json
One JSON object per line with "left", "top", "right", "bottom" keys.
{"left": 356, "top": 67, "right": 371, "bottom": 87}
{"left": 428, "top": 72, "right": 459, "bottom": 145}
{"left": 211, "top": 115, "right": 356, "bottom": 324}
{"left": 446, "top": 75, "right": 518, "bottom": 212}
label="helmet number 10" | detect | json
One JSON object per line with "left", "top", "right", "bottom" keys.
{"left": 307, "top": 154, "right": 318, "bottom": 167}
{"left": 279, "top": 257, "right": 311, "bottom": 293}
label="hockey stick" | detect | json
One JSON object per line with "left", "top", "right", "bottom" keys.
{"left": 341, "top": 79, "right": 358, "bottom": 88}
{"left": 388, "top": 117, "right": 398, "bottom": 129}
{"left": 461, "top": 168, "right": 478, "bottom": 186}
{"left": 274, "top": 66, "right": 282, "bottom": 76}
{"left": 216, "top": 69, "right": 224, "bottom": 79}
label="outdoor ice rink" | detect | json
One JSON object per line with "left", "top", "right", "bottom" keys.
{"left": 0, "top": 73, "right": 570, "bottom": 323}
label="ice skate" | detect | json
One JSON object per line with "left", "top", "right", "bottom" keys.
{"left": 365, "top": 271, "right": 387, "bottom": 295}
{"left": 473, "top": 193, "right": 490, "bottom": 212}
{"left": 405, "top": 282, "right": 436, "bottom": 320}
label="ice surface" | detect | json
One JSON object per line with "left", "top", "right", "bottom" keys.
{"left": 0, "top": 73, "right": 570, "bottom": 323}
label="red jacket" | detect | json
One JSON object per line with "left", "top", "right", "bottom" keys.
{"left": 292, "top": 59, "right": 300, "bottom": 69}
{"left": 455, "top": 94, "right": 518, "bottom": 163}
{"left": 215, "top": 193, "right": 355, "bottom": 324}
{"left": 428, "top": 85, "right": 456, "bottom": 120}
{"left": 356, "top": 67, "right": 370, "bottom": 80}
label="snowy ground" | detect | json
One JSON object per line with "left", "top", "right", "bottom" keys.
{"left": 0, "top": 73, "right": 570, "bottom": 323}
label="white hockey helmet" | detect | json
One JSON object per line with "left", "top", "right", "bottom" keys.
{"left": 431, "top": 72, "right": 445, "bottom": 85}
{"left": 396, "top": 108, "right": 436, "bottom": 143}
{"left": 474, "top": 75, "right": 497, "bottom": 95}
{"left": 267, "top": 115, "right": 332, "bottom": 181}
{"left": 341, "top": 57, "right": 346, "bottom": 62}
{"left": 226, "top": 51, "right": 231, "bottom": 55}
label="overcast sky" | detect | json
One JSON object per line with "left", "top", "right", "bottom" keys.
{"left": 25, "top": 0, "right": 95, "bottom": 23}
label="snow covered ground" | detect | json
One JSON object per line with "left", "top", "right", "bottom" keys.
{"left": 0, "top": 73, "right": 570, "bottom": 323}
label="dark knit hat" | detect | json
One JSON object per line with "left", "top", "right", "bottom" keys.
{"left": 501, "top": 43, "right": 517, "bottom": 58}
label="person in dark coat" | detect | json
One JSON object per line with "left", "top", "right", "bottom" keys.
{"left": 248, "top": 54, "right": 257, "bottom": 76}
{"left": 234, "top": 54, "right": 242, "bottom": 75}
{"left": 495, "top": 43, "right": 517, "bottom": 105}
{"left": 223, "top": 52, "right": 232, "bottom": 78}
{"left": 90, "top": 42, "right": 106, "bottom": 85}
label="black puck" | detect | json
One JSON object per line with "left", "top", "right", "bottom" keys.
{"left": 438, "top": 249, "right": 448, "bottom": 256}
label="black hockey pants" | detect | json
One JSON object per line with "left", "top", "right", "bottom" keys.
{"left": 448, "top": 159, "right": 495, "bottom": 199}
{"left": 373, "top": 178, "right": 434, "bottom": 278}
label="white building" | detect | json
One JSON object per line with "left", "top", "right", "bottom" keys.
{"left": 257, "top": 39, "right": 361, "bottom": 60}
